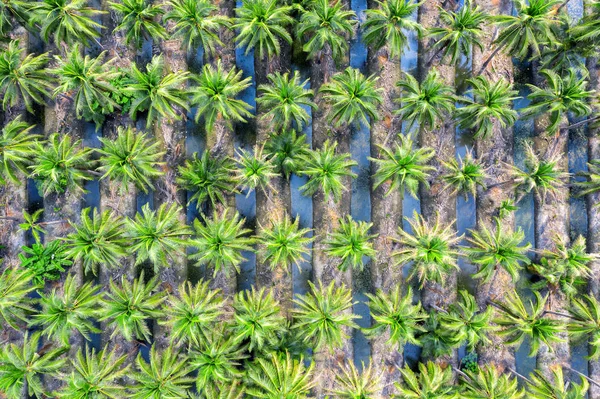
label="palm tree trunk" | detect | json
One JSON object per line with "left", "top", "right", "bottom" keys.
{"left": 531, "top": 61, "right": 570, "bottom": 378}
{"left": 472, "top": 0, "right": 516, "bottom": 372}
{"left": 366, "top": 34, "right": 403, "bottom": 395}
{"left": 417, "top": 0, "right": 458, "bottom": 370}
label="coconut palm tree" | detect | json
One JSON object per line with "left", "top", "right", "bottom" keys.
{"left": 160, "top": 280, "right": 224, "bottom": 348}
{"left": 18, "top": 240, "right": 72, "bottom": 284}
{"left": 463, "top": 218, "right": 531, "bottom": 284}
{"left": 63, "top": 208, "right": 127, "bottom": 275}
{"left": 257, "top": 71, "right": 316, "bottom": 131}
{"left": 0, "top": 332, "right": 67, "bottom": 399}
{"left": 55, "top": 346, "right": 129, "bottom": 399}
{"left": 527, "top": 365, "right": 589, "bottom": 399}
{"left": 0, "top": 267, "right": 35, "bottom": 331}
{"left": 530, "top": 235, "right": 595, "bottom": 298}
{"left": 109, "top": 0, "right": 167, "bottom": 49}
{"left": 234, "top": 146, "right": 277, "bottom": 195}
{"left": 292, "top": 280, "right": 359, "bottom": 352}
{"left": 428, "top": 0, "right": 488, "bottom": 66}
{"left": 570, "top": 0, "right": 600, "bottom": 42}
{"left": 492, "top": 290, "right": 565, "bottom": 357}
{"left": 230, "top": 287, "right": 285, "bottom": 353}
{"left": 370, "top": 133, "right": 435, "bottom": 198}
{"left": 0, "top": 0, "right": 36, "bottom": 37}
{"left": 257, "top": 215, "right": 313, "bottom": 271}
{"left": 567, "top": 294, "right": 600, "bottom": 360}
{"left": 0, "top": 116, "right": 39, "bottom": 185}
{"left": 522, "top": 68, "right": 594, "bottom": 134}
{"left": 129, "top": 345, "right": 194, "bottom": 399}
{"left": 177, "top": 151, "right": 237, "bottom": 210}
{"left": 299, "top": 140, "right": 357, "bottom": 202}
{"left": 395, "top": 361, "right": 456, "bottom": 399}
{"left": 189, "top": 210, "right": 254, "bottom": 276}
{"left": 126, "top": 203, "right": 191, "bottom": 269}
{"left": 125, "top": 55, "right": 190, "bottom": 128}
{"left": 101, "top": 273, "right": 166, "bottom": 342}
{"left": 363, "top": 0, "right": 421, "bottom": 59}
{"left": 233, "top": 0, "right": 294, "bottom": 60}
{"left": 329, "top": 361, "right": 381, "bottom": 398}
{"left": 541, "top": 14, "right": 597, "bottom": 73}
{"left": 164, "top": 0, "right": 231, "bottom": 54}
{"left": 577, "top": 159, "right": 600, "bottom": 200}
{"left": 190, "top": 60, "right": 253, "bottom": 133}
{"left": 459, "top": 365, "right": 525, "bottom": 399}
{"left": 32, "top": 0, "right": 105, "bottom": 47}
{"left": 325, "top": 215, "right": 377, "bottom": 271}
{"left": 455, "top": 76, "right": 519, "bottom": 140}
{"left": 0, "top": 41, "right": 52, "bottom": 113}
{"left": 264, "top": 129, "right": 310, "bottom": 179}
{"left": 441, "top": 150, "right": 487, "bottom": 199}
{"left": 31, "top": 274, "right": 100, "bottom": 345}
{"left": 29, "top": 133, "right": 92, "bottom": 196}
{"left": 51, "top": 45, "right": 119, "bottom": 126}
{"left": 319, "top": 67, "right": 383, "bottom": 128}
{"left": 296, "top": 0, "right": 356, "bottom": 62}
{"left": 364, "top": 286, "right": 426, "bottom": 348}
{"left": 245, "top": 352, "right": 315, "bottom": 398}
{"left": 97, "top": 127, "right": 165, "bottom": 194}
{"left": 419, "top": 311, "right": 460, "bottom": 359}
{"left": 393, "top": 211, "right": 461, "bottom": 288}
{"left": 18, "top": 210, "right": 45, "bottom": 244}
{"left": 395, "top": 70, "right": 455, "bottom": 131}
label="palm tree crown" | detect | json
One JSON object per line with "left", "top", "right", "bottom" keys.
{"left": 0, "top": 117, "right": 39, "bottom": 185}
{"left": 0, "top": 267, "right": 36, "bottom": 330}
{"left": 264, "top": 129, "right": 310, "bottom": 178}
{"left": 245, "top": 352, "right": 315, "bottom": 398}
{"left": 325, "top": 215, "right": 377, "bottom": 271}
{"left": 109, "top": 0, "right": 167, "bottom": 49}
{"left": 395, "top": 361, "right": 456, "bottom": 399}
{"left": 330, "top": 361, "right": 381, "bottom": 398}
{"left": 257, "top": 215, "right": 313, "bottom": 271}
{"left": 441, "top": 149, "right": 487, "bottom": 198}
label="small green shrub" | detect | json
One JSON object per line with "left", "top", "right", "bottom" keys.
{"left": 19, "top": 240, "right": 72, "bottom": 285}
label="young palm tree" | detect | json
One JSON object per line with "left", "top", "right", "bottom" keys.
{"left": 109, "top": 0, "right": 167, "bottom": 49}
{"left": 459, "top": 365, "right": 525, "bottom": 399}
{"left": 18, "top": 209, "right": 45, "bottom": 244}
{"left": 0, "top": 267, "right": 36, "bottom": 330}
{"left": 319, "top": 67, "right": 383, "bottom": 128}
{"left": 363, "top": 0, "right": 421, "bottom": 59}
{"left": 0, "top": 332, "right": 67, "bottom": 399}
{"left": 522, "top": 68, "right": 594, "bottom": 134}
{"left": 325, "top": 215, "right": 377, "bottom": 271}
{"left": 126, "top": 203, "right": 191, "bottom": 269}
{"left": 29, "top": 133, "right": 92, "bottom": 196}
{"left": 101, "top": 273, "right": 166, "bottom": 342}
{"left": 428, "top": 0, "right": 488, "bottom": 66}
{"left": 55, "top": 346, "right": 129, "bottom": 399}
{"left": 531, "top": 235, "right": 595, "bottom": 298}
{"left": 395, "top": 361, "right": 456, "bottom": 399}
{"left": 164, "top": 0, "right": 231, "bottom": 54}
{"left": 370, "top": 133, "right": 435, "bottom": 198}
{"left": 125, "top": 55, "right": 190, "bottom": 128}
{"left": 541, "top": 14, "right": 596, "bottom": 73}
{"left": 0, "top": 116, "right": 39, "bottom": 185}
{"left": 567, "top": 294, "right": 600, "bottom": 360}
{"left": 257, "top": 215, "right": 313, "bottom": 271}
{"left": 330, "top": 361, "right": 381, "bottom": 398}
{"left": 177, "top": 151, "right": 237, "bottom": 210}
{"left": 455, "top": 76, "right": 519, "bottom": 140}
{"left": 0, "top": 41, "right": 52, "bottom": 113}
{"left": 18, "top": 240, "right": 72, "bottom": 284}
{"left": 257, "top": 71, "right": 316, "bottom": 131}
{"left": 189, "top": 210, "right": 254, "bottom": 276}
{"left": 393, "top": 211, "right": 461, "bottom": 288}
{"left": 234, "top": 146, "right": 277, "bottom": 195}
{"left": 463, "top": 218, "right": 531, "bottom": 283}
{"left": 507, "top": 143, "right": 569, "bottom": 203}
{"left": 395, "top": 70, "right": 455, "bottom": 131}
{"left": 264, "top": 129, "right": 310, "bottom": 178}
{"left": 577, "top": 158, "right": 600, "bottom": 201}
{"left": 31, "top": 274, "right": 100, "bottom": 345}
{"left": 364, "top": 286, "right": 426, "bottom": 348}
{"left": 129, "top": 345, "right": 194, "bottom": 399}
{"left": 299, "top": 140, "right": 357, "bottom": 202}
{"left": 160, "top": 280, "right": 224, "bottom": 347}
{"left": 441, "top": 150, "right": 487, "bottom": 199}
{"left": 245, "top": 352, "right": 315, "bottom": 398}
{"left": 570, "top": 0, "right": 600, "bottom": 42}
{"left": 190, "top": 60, "right": 253, "bottom": 133}
{"left": 296, "top": 0, "right": 356, "bottom": 61}
{"left": 492, "top": 290, "right": 564, "bottom": 357}
{"left": 32, "top": 0, "right": 105, "bottom": 47}
{"left": 527, "top": 365, "right": 589, "bottom": 399}
{"left": 0, "top": 0, "right": 35, "bottom": 36}
{"left": 230, "top": 287, "right": 285, "bottom": 353}
{"left": 292, "top": 280, "right": 358, "bottom": 352}
{"left": 51, "top": 45, "right": 119, "bottom": 126}
{"left": 63, "top": 208, "right": 127, "bottom": 275}
{"left": 233, "top": 0, "right": 293, "bottom": 59}
{"left": 418, "top": 311, "right": 460, "bottom": 359}
{"left": 97, "top": 127, "right": 165, "bottom": 194}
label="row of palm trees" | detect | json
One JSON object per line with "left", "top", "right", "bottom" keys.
{"left": 1, "top": 262, "right": 599, "bottom": 397}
